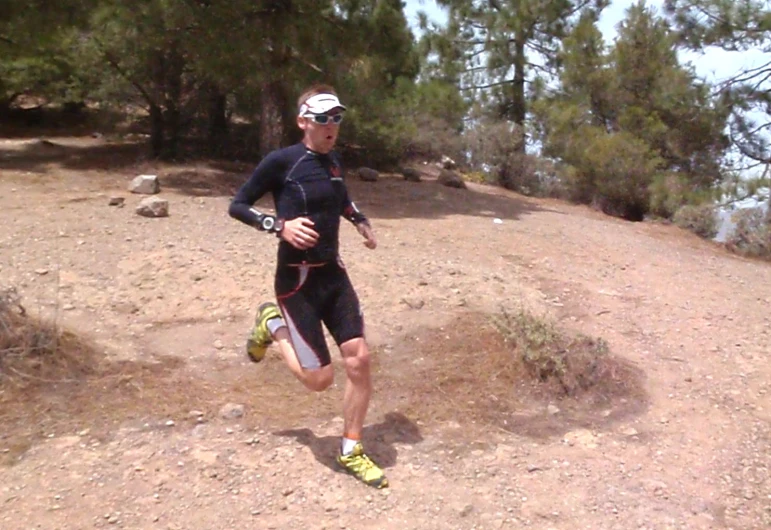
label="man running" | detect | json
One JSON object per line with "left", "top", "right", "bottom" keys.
{"left": 228, "top": 84, "right": 387, "bottom": 488}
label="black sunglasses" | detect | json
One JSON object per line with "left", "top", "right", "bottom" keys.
{"left": 306, "top": 113, "right": 344, "bottom": 125}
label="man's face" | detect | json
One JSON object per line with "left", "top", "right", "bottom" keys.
{"left": 298, "top": 108, "right": 343, "bottom": 154}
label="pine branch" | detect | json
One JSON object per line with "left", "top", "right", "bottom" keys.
{"left": 92, "top": 37, "right": 159, "bottom": 108}
{"left": 488, "top": 0, "right": 503, "bottom": 12}
{"left": 460, "top": 78, "right": 514, "bottom": 91}
{"left": 718, "top": 60, "right": 771, "bottom": 88}
{"left": 729, "top": 127, "right": 771, "bottom": 164}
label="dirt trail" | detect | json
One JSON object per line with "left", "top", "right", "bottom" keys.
{"left": 1, "top": 137, "right": 769, "bottom": 529}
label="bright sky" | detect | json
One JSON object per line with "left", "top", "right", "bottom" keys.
{"left": 402, "top": 0, "right": 764, "bottom": 84}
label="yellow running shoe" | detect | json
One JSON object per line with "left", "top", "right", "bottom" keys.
{"left": 336, "top": 443, "right": 389, "bottom": 488}
{"left": 246, "top": 302, "right": 281, "bottom": 363}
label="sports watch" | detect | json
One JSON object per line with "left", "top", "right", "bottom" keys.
{"left": 273, "top": 218, "right": 284, "bottom": 236}
{"left": 261, "top": 215, "right": 284, "bottom": 234}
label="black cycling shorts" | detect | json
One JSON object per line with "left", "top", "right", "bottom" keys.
{"left": 275, "top": 259, "right": 364, "bottom": 369}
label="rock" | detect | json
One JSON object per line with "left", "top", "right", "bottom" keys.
{"left": 357, "top": 167, "right": 379, "bottom": 182}
{"left": 401, "top": 167, "right": 421, "bottom": 182}
{"left": 129, "top": 174, "right": 160, "bottom": 194}
{"left": 213, "top": 339, "right": 224, "bottom": 350}
{"left": 564, "top": 429, "right": 599, "bottom": 449}
{"left": 441, "top": 155, "right": 457, "bottom": 170}
{"left": 400, "top": 297, "right": 425, "bottom": 310}
{"left": 108, "top": 196, "right": 125, "bottom": 207}
{"left": 459, "top": 504, "right": 474, "bottom": 517}
{"left": 438, "top": 169, "right": 466, "bottom": 189}
{"left": 547, "top": 404, "right": 560, "bottom": 415}
{"left": 136, "top": 197, "right": 169, "bottom": 218}
{"left": 219, "top": 403, "right": 245, "bottom": 420}
{"left": 620, "top": 426, "right": 639, "bottom": 437}
{"left": 34, "top": 268, "right": 49, "bottom": 276}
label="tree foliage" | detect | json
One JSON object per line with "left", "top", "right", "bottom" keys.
{"left": 534, "top": 2, "right": 729, "bottom": 220}
{"left": 1, "top": 0, "right": 768, "bottom": 233}
{"left": 665, "top": 0, "right": 771, "bottom": 167}
{"left": 426, "top": 0, "right": 608, "bottom": 153}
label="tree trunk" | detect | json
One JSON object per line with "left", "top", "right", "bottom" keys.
{"left": 163, "top": 42, "right": 184, "bottom": 159}
{"left": 511, "top": 35, "right": 527, "bottom": 154}
{"left": 207, "top": 85, "right": 229, "bottom": 156}
{"left": 149, "top": 103, "right": 164, "bottom": 158}
{"left": 259, "top": 81, "right": 284, "bottom": 157}
{"left": 148, "top": 50, "right": 166, "bottom": 159}
{"left": 279, "top": 82, "right": 299, "bottom": 146}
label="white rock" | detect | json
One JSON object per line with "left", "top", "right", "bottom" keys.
{"left": 129, "top": 175, "right": 160, "bottom": 194}
{"left": 219, "top": 403, "right": 245, "bottom": 419}
{"left": 136, "top": 197, "right": 169, "bottom": 218}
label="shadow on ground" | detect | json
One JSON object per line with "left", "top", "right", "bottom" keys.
{"left": 0, "top": 137, "right": 549, "bottom": 223}
{"left": 274, "top": 411, "right": 424, "bottom": 472}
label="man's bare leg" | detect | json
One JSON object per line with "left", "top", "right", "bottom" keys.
{"left": 339, "top": 337, "right": 372, "bottom": 441}
{"left": 334, "top": 336, "right": 387, "bottom": 488}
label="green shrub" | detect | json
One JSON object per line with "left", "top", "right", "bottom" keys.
{"left": 583, "top": 131, "right": 663, "bottom": 221}
{"left": 555, "top": 126, "right": 663, "bottom": 220}
{"left": 649, "top": 172, "right": 690, "bottom": 218}
{"left": 492, "top": 306, "right": 610, "bottom": 395}
{"left": 673, "top": 204, "right": 719, "bottom": 239}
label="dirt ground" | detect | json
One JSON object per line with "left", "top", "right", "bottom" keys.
{"left": 1, "top": 136, "right": 769, "bottom": 530}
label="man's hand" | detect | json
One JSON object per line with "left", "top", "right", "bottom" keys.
{"left": 357, "top": 222, "right": 377, "bottom": 249}
{"left": 280, "top": 217, "right": 319, "bottom": 250}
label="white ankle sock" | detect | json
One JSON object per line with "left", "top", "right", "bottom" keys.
{"left": 341, "top": 437, "right": 359, "bottom": 456}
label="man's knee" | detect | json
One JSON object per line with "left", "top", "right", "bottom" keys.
{"left": 341, "top": 338, "right": 370, "bottom": 379}
{"left": 304, "top": 366, "right": 334, "bottom": 392}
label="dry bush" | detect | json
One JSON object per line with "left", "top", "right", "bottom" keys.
{"left": 382, "top": 309, "right": 647, "bottom": 439}
{"left": 673, "top": 204, "right": 719, "bottom": 239}
{"left": 725, "top": 206, "right": 771, "bottom": 260}
{"left": 464, "top": 118, "right": 567, "bottom": 197}
{"left": 492, "top": 307, "right": 612, "bottom": 397}
{"left": 0, "top": 287, "right": 100, "bottom": 388}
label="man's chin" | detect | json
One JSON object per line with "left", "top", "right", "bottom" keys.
{"left": 305, "top": 136, "right": 337, "bottom": 153}
{"left": 320, "top": 138, "right": 337, "bottom": 152}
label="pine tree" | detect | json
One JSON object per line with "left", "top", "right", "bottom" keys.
{"left": 426, "top": 0, "right": 609, "bottom": 153}
{"left": 665, "top": 0, "right": 771, "bottom": 168}
{"left": 534, "top": 2, "right": 729, "bottom": 220}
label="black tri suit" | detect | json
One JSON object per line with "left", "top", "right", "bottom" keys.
{"left": 229, "top": 143, "right": 370, "bottom": 369}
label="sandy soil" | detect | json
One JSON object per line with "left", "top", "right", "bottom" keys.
{"left": 0, "top": 136, "right": 769, "bottom": 530}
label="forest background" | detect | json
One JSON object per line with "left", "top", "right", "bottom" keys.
{"left": 2, "top": 0, "right": 770, "bottom": 256}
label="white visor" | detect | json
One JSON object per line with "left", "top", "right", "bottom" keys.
{"left": 299, "top": 93, "right": 347, "bottom": 116}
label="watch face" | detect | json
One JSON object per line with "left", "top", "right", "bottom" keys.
{"left": 262, "top": 217, "right": 275, "bottom": 231}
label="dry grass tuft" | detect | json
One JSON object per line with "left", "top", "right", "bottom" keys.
{"left": 379, "top": 309, "right": 648, "bottom": 440}
{"left": 0, "top": 287, "right": 100, "bottom": 388}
